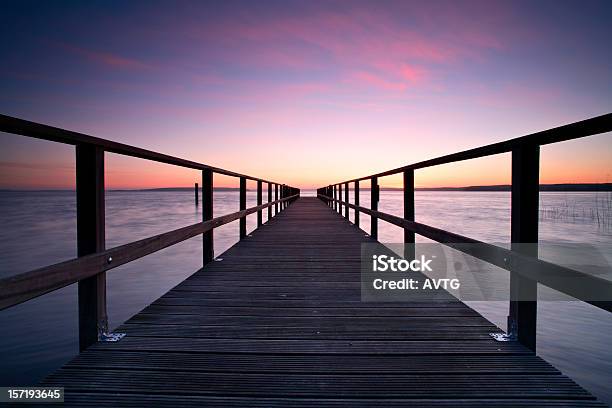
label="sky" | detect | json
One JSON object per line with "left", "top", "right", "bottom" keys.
{"left": 0, "top": 0, "right": 611, "bottom": 189}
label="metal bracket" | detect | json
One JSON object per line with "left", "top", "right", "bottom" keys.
{"left": 100, "top": 332, "right": 126, "bottom": 342}
{"left": 490, "top": 332, "right": 517, "bottom": 342}
{"left": 490, "top": 316, "right": 518, "bottom": 342}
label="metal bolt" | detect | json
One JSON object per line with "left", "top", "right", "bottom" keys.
{"left": 107, "top": 256, "right": 113, "bottom": 264}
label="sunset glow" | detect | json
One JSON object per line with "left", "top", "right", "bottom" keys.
{"left": 1, "top": 1, "right": 610, "bottom": 189}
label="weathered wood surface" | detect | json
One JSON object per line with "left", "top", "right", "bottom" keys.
{"left": 41, "top": 198, "right": 605, "bottom": 407}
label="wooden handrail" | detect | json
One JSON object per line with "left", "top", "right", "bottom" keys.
{"left": 0, "top": 114, "right": 284, "bottom": 185}
{"left": 0, "top": 195, "right": 299, "bottom": 311}
{"left": 318, "top": 193, "right": 612, "bottom": 313}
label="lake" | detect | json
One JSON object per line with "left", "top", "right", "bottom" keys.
{"left": 0, "top": 189, "right": 611, "bottom": 404}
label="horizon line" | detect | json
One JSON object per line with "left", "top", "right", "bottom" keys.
{"left": 2, "top": 182, "right": 611, "bottom": 193}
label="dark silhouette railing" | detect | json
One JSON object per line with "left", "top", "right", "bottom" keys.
{"left": 318, "top": 113, "right": 612, "bottom": 351}
{"left": 0, "top": 114, "right": 299, "bottom": 350}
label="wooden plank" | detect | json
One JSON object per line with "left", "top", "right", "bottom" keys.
{"left": 66, "top": 351, "right": 558, "bottom": 374}
{"left": 42, "top": 370, "right": 591, "bottom": 399}
{"left": 126, "top": 314, "right": 495, "bottom": 327}
{"left": 140, "top": 305, "right": 482, "bottom": 317}
{"left": 86, "top": 337, "right": 534, "bottom": 355}
{"left": 49, "top": 393, "right": 610, "bottom": 408}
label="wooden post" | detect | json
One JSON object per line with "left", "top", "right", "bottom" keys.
{"left": 281, "top": 185, "right": 285, "bottom": 210}
{"left": 333, "top": 185, "right": 337, "bottom": 211}
{"left": 267, "top": 182, "right": 272, "bottom": 221}
{"left": 403, "top": 170, "right": 415, "bottom": 260}
{"left": 338, "top": 184, "right": 343, "bottom": 214}
{"left": 275, "top": 184, "right": 279, "bottom": 215}
{"left": 354, "top": 181, "right": 360, "bottom": 227}
{"left": 76, "top": 144, "right": 106, "bottom": 351}
{"left": 202, "top": 169, "right": 213, "bottom": 265}
{"left": 239, "top": 177, "right": 247, "bottom": 239}
{"left": 257, "top": 180, "right": 263, "bottom": 227}
{"left": 509, "top": 145, "right": 539, "bottom": 351}
{"left": 194, "top": 182, "right": 199, "bottom": 205}
{"left": 344, "top": 182, "right": 349, "bottom": 218}
{"left": 371, "top": 176, "right": 378, "bottom": 239}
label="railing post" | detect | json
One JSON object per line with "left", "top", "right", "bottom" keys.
{"left": 344, "top": 182, "right": 349, "bottom": 219}
{"left": 508, "top": 144, "right": 539, "bottom": 351}
{"left": 354, "top": 181, "right": 360, "bottom": 227}
{"left": 403, "top": 170, "right": 415, "bottom": 260}
{"left": 202, "top": 169, "right": 214, "bottom": 265}
{"left": 370, "top": 177, "right": 379, "bottom": 239}
{"left": 338, "top": 184, "right": 343, "bottom": 214}
{"left": 76, "top": 144, "right": 107, "bottom": 351}
{"left": 239, "top": 177, "right": 247, "bottom": 239}
{"left": 257, "top": 180, "right": 263, "bottom": 227}
{"left": 267, "top": 182, "right": 272, "bottom": 221}
{"left": 195, "top": 182, "right": 198, "bottom": 205}
{"left": 275, "top": 184, "right": 279, "bottom": 215}
{"left": 333, "top": 185, "right": 337, "bottom": 211}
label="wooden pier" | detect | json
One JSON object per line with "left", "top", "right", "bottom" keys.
{"left": 37, "top": 197, "right": 603, "bottom": 406}
{"left": 0, "top": 113, "right": 611, "bottom": 406}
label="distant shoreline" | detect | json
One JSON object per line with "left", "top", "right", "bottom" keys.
{"left": 412, "top": 183, "right": 612, "bottom": 192}
{"left": 1, "top": 183, "right": 611, "bottom": 192}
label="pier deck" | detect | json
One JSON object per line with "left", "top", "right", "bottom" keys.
{"left": 41, "top": 197, "right": 605, "bottom": 407}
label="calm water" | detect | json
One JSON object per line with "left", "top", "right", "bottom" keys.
{"left": 0, "top": 190, "right": 611, "bottom": 404}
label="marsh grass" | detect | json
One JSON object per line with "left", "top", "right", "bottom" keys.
{"left": 540, "top": 192, "right": 612, "bottom": 228}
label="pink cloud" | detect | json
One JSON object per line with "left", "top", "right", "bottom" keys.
{"left": 179, "top": 5, "right": 508, "bottom": 94}
{"left": 399, "top": 64, "right": 428, "bottom": 84}
{"left": 60, "top": 43, "right": 151, "bottom": 70}
{"left": 84, "top": 50, "right": 149, "bottom": 69}
{"left": 349, "top": 71, "right": 407, "bottom": 92}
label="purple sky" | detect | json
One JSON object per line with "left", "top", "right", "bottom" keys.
{"left": 1, "top": 0, "right": 610, "bottom": 188}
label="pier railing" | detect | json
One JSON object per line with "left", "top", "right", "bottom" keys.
{"left": 0, "top": 114, "right": 299, "bottom": 350}
{"left": 318, "top": 113, "right": 612, "bottom": 351}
